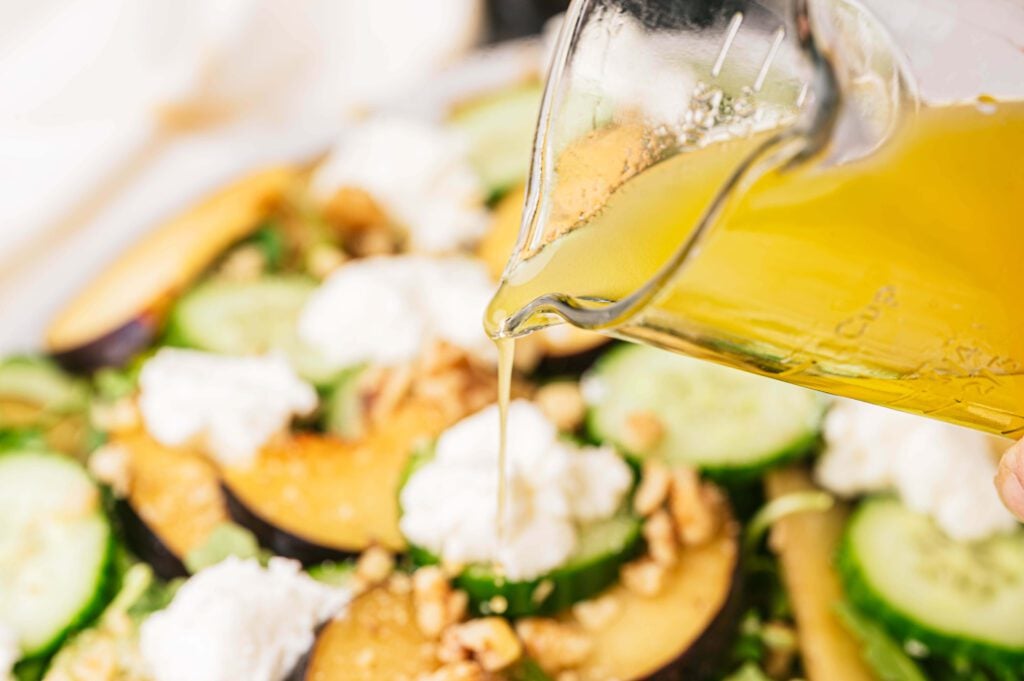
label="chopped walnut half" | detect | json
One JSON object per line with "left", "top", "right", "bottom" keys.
{"left": 643, "top": 509, "right": 679, "bottom": 568}
{"left": 306, "top": 242, "right": 348, "bottom": 279}
{"left": 620, "top": 557, "right": 668, "bottom": 597}
{"left": 350, "top": 226, "right": 402, "bottom": 257}
{"left": 535, "top": 382, "right": 586, "bottom": 432}
{"left": 88, "top": 444, "right": 132, "bottom": 497}
{"left": 354, "top": 546, "right": 394, "bottom": 590}
{"left": 633, "top": 459, "right": 671, "bottom": 517}
{"left": 387, "top": 572, "right": 413, "bottom": 596}
{"left": 515, "top": 619, "right": 592, "bottom": 674}
{"left": 217, "top": 244, "right": 266, "bottom": 282}
{"left": 90, "top": 398, "right": 140, "bottom": 435}
{"left": 322, "top": 187, "right": 389, "bottom": 232}
{"left": 413, "top": 567, "right": 468, "bottom": 639}
{"left": 669, "top": 468, "right": 725, "bottom": 546}
{"left": 443, "top": 618, "right": 522, "bottom": 672}
{"left": 571, "top": 593, "right": 620, "bottom": 631}
{"left": 359, "top": 363, "right": 416, "bottom": 428}
{"left": 621, "top": 411, "right": 665, "bottom": 453}
{"left": 360, "top": 342, "right": 499, "bottom": 429}
{"left": 416, "top": 661, "right": 487, "bottom": 681}
{"left": 321, "top": 187, "right": 403, "bottom": 257}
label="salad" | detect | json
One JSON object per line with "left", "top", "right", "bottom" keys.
{"left": 1, "top": 49, "right": 1022, "bottom": 681}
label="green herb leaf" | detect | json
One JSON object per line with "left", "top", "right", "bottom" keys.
{"left": 244, "top": 223, "right": 286, "bottom": 271}
{"left": 307, "top": 561, "right": 356, "bottom": 588}
{"left": 722, "top": 661, "right": 774, "bottom": 681}
{"left": 505, "top": 658, "right": 554, "bottom": 681}
{"left": 836, "top": 601, "right": 928, "bottom": 681}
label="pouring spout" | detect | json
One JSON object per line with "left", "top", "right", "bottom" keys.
{"left": 485, "top": 289, "right": 620, "bottom": 341}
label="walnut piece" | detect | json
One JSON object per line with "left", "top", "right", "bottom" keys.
{"left": 416, "top": 661, "right": 487, "bottom": 681}
{"left": 88, "top": 444, "right": 133, "bottom": 497}
{"left": 306, "top": 243, "right": 348, "bottom": 279}
{"left": 515, "top": 618, "right": 592, "bottom": 674}
{"left": 444, "top": 618, "right": 522, "bottom": 672}
{"left": 642, "top": 509, "right": 678, "bottom": 567}
{"left": 571, "top": 594, "right": 620, "bottom": 631}
{"left": 534, "top": 382, "right": 586, "bottom": 432}
{"left": 90, "top": 398, "right": 140, "bottom": 434}
{"left": 354, "top": 546, "right": 395, "bottom": 588}
{"left": 217, "top": 245, "right": 265, "bottom": 282}
{"left": 621, "top": 410, "right": 665, "bottom": 453}
{"left": 413, "top": 567, "right": 467, "bottom": 639}
{"left": 633, "top": 459, "right": 671, "bottom": 516}
{"left": 669, "top": 468, "right": 725, "bottom": 546}
{"left": 620, "top": 557, "right": 667, "bottom": 597}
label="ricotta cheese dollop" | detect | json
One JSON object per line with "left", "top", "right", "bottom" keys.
{"left": 138, "top": 349, "right": 317, "bottom": 467}
{"left": 310, "top": 117, "right": 488, "bottom": 253}
{"left": 400, "top": 400, "right": 633, "bottom": 581}
{"left": 0, "top": 622, "right": 18, "bottom": 681}
{"left": 298, "top": 255, "right": 495, "bottom": 369}
{"left": 140, "top": 557, "right": 348, "bottom": 681}
{"left": 815, "top": 399, "right": 1019, "bottom": 541}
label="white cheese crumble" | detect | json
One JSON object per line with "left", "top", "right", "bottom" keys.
{"left": 815, "top": 399, "right": 1019, "bottom": 541}
{"left": 0, "top": 622, "right": 18, "bottom": 681}
{"left": 298, "top": 255, "right": 495, "bottom": 368}
{"left": 310, "top": 117, "right": 488, "bottom": 253}
{"left": 400, "top": 400, "right": 632, "bottom": 581}
{"left": 138, "top": 349, "right": 317, "bottom": 467}
{"left": 140, "top": 557, "right": 347, "bottom": 681}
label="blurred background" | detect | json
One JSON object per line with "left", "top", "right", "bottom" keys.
{"left": 0, "top": 0, "right": 568, "bottom": 352}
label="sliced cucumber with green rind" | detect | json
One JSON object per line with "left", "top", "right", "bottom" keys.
{"left": 0, "top": 450, "right": 114, "bottom": 659}
{"left": 0, "top": 357, "right": 89, "bottom": 413}
{"left": 410, "top": 513, "right": 642, "bottom": 618}
{"left": 400, "top": 444, "right": 642, "bottom": 617}
{"left": 165, "top": 276, "right": 340, "bottom": 386}
{"left": 584, "top": 344, "right": 826, "bottom": 481}
{"left": 838, "top": 496, "right": 1024, "bottom": 666}
{"left": 448, "top": 82, "right": 543, "bottom": 200}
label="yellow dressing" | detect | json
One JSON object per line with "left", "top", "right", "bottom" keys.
{"left": 488, "top": 102, "right": 1024, "bottom": 436}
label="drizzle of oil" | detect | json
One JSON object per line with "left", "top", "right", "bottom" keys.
{"left": 494, "top": 336, "right": 515, "bottom": 584}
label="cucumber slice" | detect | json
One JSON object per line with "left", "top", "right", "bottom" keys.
{"left": 400, "top": 444, "right": 642, "bottom": 617}
{"left": 839, "top": 497, "right": 1024, "bottom": 666}
{"left": 0, "top": 450, "right": 114, "bottom": 658}
{"left": 166, "top": 276, "right": 340, "bottom": 386}
{"left": 410, "top": 513, "right": 642, "bottom": 618}
{"left": 0, "top": 357, "right": 89, "bottom": 414}
{"left": 449, "top": 82, "right": 543, "bottom": 200}
{"left": 0, "top": 357, "right": 92, "bottom": 458}
{"left": 584, "top": 345, "right": 826, "bottom": 481}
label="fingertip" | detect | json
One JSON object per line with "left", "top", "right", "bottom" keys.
{"left": 996, "top": 443, "right": 1024, "bottom": 522}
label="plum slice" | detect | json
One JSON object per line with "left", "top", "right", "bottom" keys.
{"left": 566, "top": 523, "right": 741, "bottom": 680}
{"left": 222, "top": 402, "right": 456, "bottom": 563}
{"left": 291, "top": 585, "right": 440, "bottom": 680}
{"left": 294, "top": 521, "right": 740, "bottom": 680}
{"left": 47, "top": 167, "right": 296, "bottom": 371}
{"left": 113, "top": 431, "right": 229, "bottom": 579}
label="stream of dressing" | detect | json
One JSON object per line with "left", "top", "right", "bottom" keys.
{"left": 495, "top": 337, "right": 515, "bottom": 577}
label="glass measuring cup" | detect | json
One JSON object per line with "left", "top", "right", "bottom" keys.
{"left": 485, "top": 0, "right": 1024, "bottom": 436}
